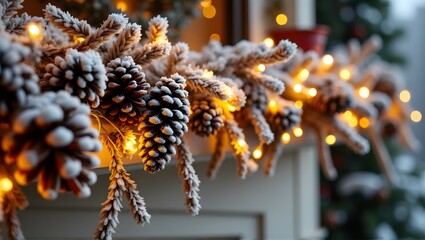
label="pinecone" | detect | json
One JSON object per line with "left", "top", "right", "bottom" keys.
{"left": 266, "top": 100, "right": 302, "bottom": 132}
{"left": 42, "top": 49, "right": 107, "bottom": 108}
{"left": 100, "top": 56, "right": 150, "bottom": 126}
{"left": 189, "top": 96, "right": 224, "bottom": 137}
{"left": 138, "top": 74, "right": 190, "bottom": 174}
{"left": 309, "top": 76, "right": 353, "bottom": 114}
{"left": 242, "top": 82, "right": 268, "bottom": 111}
{"left": 1, "top": 91, "right": 101, "bottom": 200}
{"left": 0, "top": 37, "right": 39, "bottom": 118}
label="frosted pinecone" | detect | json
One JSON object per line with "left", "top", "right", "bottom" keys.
{"left": 266, "top": 100, "right": 302, "bottom": 132}
{"left": 1, "top": 91, "right": 101, "bottom": 200}
{"left": 309, "top": 77, "right": 353, "bottom": 114}
{"left": 42, "top": 49, "right": 107, "bottom": 108}
{"left": 138, "top": 74, "right": 190, "bottom": 174}
{"left": 0, "top": 37, "right": 40, "bottom": 117}
{"left": 242, "top": 82, "right": 268, "bottom": 111}
{"left": 189, "top": 96, "right": 224, "bottom": 137}
{"left": 101, "top": 56, "right": 150, "bottom": 126}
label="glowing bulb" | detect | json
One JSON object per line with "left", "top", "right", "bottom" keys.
{"left": 257, "top": 64, "right": 266, "bottom": 72}
{"left": 75, "top": 37, "right": 85, "bottom": 43}
{"left": 263, "top": 37, "right": 275, "bottom": 48}
{"left": 348, "top": 115, "right": 358, "bottom": 128}
{"left": 358, "top": 87, "right": 370, "bottom": 99}
{"left": 237, "top": 139, "right": 246, "bottom": 148}
{"left": 281, "top": 132, "right": 291, "bottom": 144}
{"left": 123, "top": 133, "right": 137, "bottom": 155}
{"left": 359, "top": 117, "right": 370, "bottom": 128}
{"left": 325, "top": 135, "right": 336, "bottom": 145}
{"left": 203, "top": 5, "right": 216, "bottom": 18}
{"left": 342, "top": 110, "right": 353, "bottom": 122}
{"left": 253, "top": 148, "right": 262, "bottom": 159}
{"left": 116, "top": 1, "right": 128, "bottom": 12}
{"left": 293, "top": 84, "right": 302, "bottom": 93}
{"left": 399, "top": 90, "right": 411, "bottom": 103}
{"left": 297, "top": 69, "right": 310, "bottom": 82}
{"left": 295, "top": 100, "right": 303, "bottom": 108}
{"left": 202, "top": 69, "right": 214, "bottom": 79}
{"left": 27, "top": 22, "right": 42, "bottom": 41}
{"left": 227, "top": 104, "right": 236, "bottom": 112}
{"left": 276, "top": 13, "right": 288, "bottom": 25}
{"left": 0, "top": 178, "right": 13, "bottom": 192}
{"left": 322, "top": 54, "right": 334, "bottom": 66}
{"left": 268, "top": 99, "right": 278, "bottom": 114}
{"left": 339, "top": 68, "right": 351, "bottom": 81}
{"left": 210, "top": 33, "right": 221, "bottom": 41}
{"left": 293, "top": 127, "right": 303, "bottom": 137}
{"left": 411, "top": 110, "right": 422, "bottom": 123}
{"left": 308, "top": 88, "right": 317, "bottom": 97}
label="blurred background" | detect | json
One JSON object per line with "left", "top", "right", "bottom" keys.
{"left": 21, "top": 0, "right": 425, "bottom": 239}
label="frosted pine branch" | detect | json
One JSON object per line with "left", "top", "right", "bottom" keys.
{"left": 263, "top": 141, "right": 284, "bottom": 177}
{"left": 207, "top": 129, "right": 227, "bottom": 179}
{"left": 122, "top": 174, "right": 151, "bottom": 224}
{"left": 220, "top": 77, "right": 246, "bottom": 108}
{"left": 42, "top": 13, "right": 127, "bottom": 60}
{"left": 247, "top": 107, "right": 274, "bottom": 145}
{"left": 224, "top": 119, "right": 249, "bottom": 179}
{"left": 176, "top": 140, "right": 201, "bottom": 216}
{"left": 164, "top": 42, "right": 189, "bottom": 75}
{"left": 132, "top": 41, "right": 171, "bottom": 65}
{"left": 102, "top": 23, "right": 142, "bottom": 64}
{"left": 233, "top": 40, "right": 297, "bottom": 68}
{"left": 184, "top": 69, "right": 233, "bottom": 101}
{"left": 5, "top": 13, "right": 31, "bottom": 34}
{"left": 146, "top": 15, "right": 169, "bottom": 42}
{"left": 95, "top": 136, "right": 125, "bottom": 240}
{"left": 244, "top": 69, "right": 285, "bottom": 94}
{"left": 1, "top": 0, "right": 23, "bottom": 21}
{"left": 44, "top": 4, "right": 92, "bottom": 38}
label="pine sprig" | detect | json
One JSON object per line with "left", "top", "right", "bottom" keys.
{"left": 5, "top": 13, "right": 31, "bottom": 34}
{"left": 244, "top": 69, "right": 285, "bottom": 94}
{"left": 44, "top": 3, "right": 92, "bottom": 38}
{"left": 146, "top": 15, "right": 169, "bottom": 42}
{"left": 165, "top": 42, "right": 189, "bottom": 75}
{"left": 132, "top": 41, "right": 171, "bottom": 65}
{"left": 184, "top": 69, "right": 233, "bottom": 101}
{"left": 122, "top": 174, "right": 151, "bottom": 224}
{"left": 176, "top": 139, "right": 201, "bottom": 216}
{"left": 102, "top": 23, "right": 142, "bottom": 64}
{"left": 223, "top": 118, "right": 250, "bottom": 179}
{"left": 1, "top": 0, "right": 23, "bottom": 21}
{"left": 247, "top": 107, "right": 274, "bottom": 145}
{"left": 207, "top": 129, "right": 227, "bottom": 179}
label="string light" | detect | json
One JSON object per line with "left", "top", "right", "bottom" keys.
{"left": 293, "top": 84, "right": 302, "bottom": 93}
{"left": 348, "top": 115, "right": 358, "bottom": 128}
{"left": 263, "top": 37, "right": 275, "bottom": 48}
{"left": 227, "top": 104, "right": 236, "bottom": 112}
{"left": 203, "top": 4, "right": 216, "bottom": 18}
{"left": 308, "top": 88, "right": 317, "bottom": 97}
{"left": 325, "top": 135, "right": 336, "bottom": 145}
{"left": 411, "top": 110, "right": 422, "bottom": 123}
{"left": 253, "top": 148, "right": 262, "bottom": 160}
{"left": 359, "top": 117, "right": 370, "bottom": 128}
{"left": 399, "top": 90, "right": 411, "bottom": 103}
{"left": 237, "top": 139, "right": 246, "bottom": 148}
{"left": 294, "top": 100, "right": 303, "bottom": 108}
{"left": 268, "top": 99, "right": 278, "bottom": 114}
{"left": 322, "top": 54, "right": 334, "bottom": 67}
{"left": 275, "top": 13, "right": 288, "bottom": 25}
{"left": 0, "top": 177, "right": 13, "bottom": 192}
{"left": 339, "top": 67, "right": 351, "bottom": 81}
{"left": 281, "top": 132, "right": 291, "bottom": 144}
{"left": 293, "top": 127, "right": 303, "bottom": 137}
{"left": 210, "top": 33, "right": 221, "bottom": 41}
{"left": 296, "top": 69, "right": 310, "bottom": 82}
{"left": 116, "top": 1, "right": 128, "bottom": 12}
{"left": 200, "top": 0, "right": 211, "bottom": 7}
{"left": 123, "top": 133, "right": 137, "bottom": 155}
{"left": 358, "top": 87, "right": 370, "bottom": 99}
{"left": 202, "top": 69, "right": 214, "bottom": 79}
{"left": 27, "top": 22, "right": 42, "bottom": 42}
{"left": 75, "top": 37, "right": 85, "bottom": 43}
{"left": 257, "top": 64, "right": 266, "bottom": 72}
